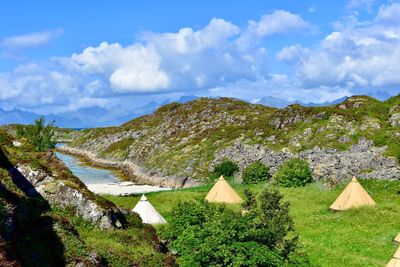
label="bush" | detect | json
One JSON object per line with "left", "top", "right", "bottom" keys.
{"left": 273, "top": 158, "right": 313, "bottom": 187}
{"left": 16, "top": 117, "right": 56, "bottom": 152}
{"left": 161, "top": 188, "right": 309, "bottom": 266}
{"left": 212, "top": 158, "right": 239, "bottom": 179}
{"left": 242, "top": 161, "right": 270, "bottom": 184}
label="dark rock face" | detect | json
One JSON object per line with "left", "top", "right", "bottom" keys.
{"left": 212, "top": 138, "right": 400, "bottom": 183}
{"left": 16, "top": 164, "right": 124, "bottom": 229}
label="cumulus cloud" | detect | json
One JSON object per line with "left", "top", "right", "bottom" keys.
{"left": 376, "top": 3, "right": 400, "bottom": 25}
{"left": 3, "top": 6, "right": 399, "bottom": 114}
{"left": 276, "top": 44, "right": 311, "bottom": 64}
{"left": 59, "top": 17, "right": 266, "bottom": 93}
{"left": 0, "top": 29, "right": 63, "bottom": 50}
{"left": 67, "top": 42, "right": 170, "bottom": 92}
{"left": 277, "top": 2, "right": 400, "bottom": 95}
{"left": 238, "top": 10, "right": 310, "bottom": 50}
{"left": 0, "top": 63, "right": 79, "bottom": 109}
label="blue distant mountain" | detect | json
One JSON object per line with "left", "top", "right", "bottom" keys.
{"left": 0, "top": 93, "right": 395, "bottom": 128}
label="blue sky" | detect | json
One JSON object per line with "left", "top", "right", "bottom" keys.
{"left": 0, "top": 0, "right": 399, "bottom": 114}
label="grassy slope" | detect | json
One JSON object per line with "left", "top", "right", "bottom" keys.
{"left": 104, "top": 179, "right": 400, "bottom": 267}
{"left": 0, "top": 130, "right": 172, "bottom": 266}
{"left": 70, "top": 95, "right": 400, "bottom": 180}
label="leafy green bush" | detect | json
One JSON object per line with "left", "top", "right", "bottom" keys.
{"left": 161, "top": 187, "right": 309, "bottom": 266}
{"left": 242, "top": 161, "right": 270, "bottom": 184}
{"left": 16, "top": 117, "right": 56, "bottom": 152}
{"left": 273, "top": 158, "right": 313, "bottom": 187}
{"left": 212, "top": 158, "right": 239, "bottom": 179}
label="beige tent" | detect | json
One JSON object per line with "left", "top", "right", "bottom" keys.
{"left": 205, "top": 175, "right": 243, "bottom": 204}
{"left": 387, "top": 246, "right": 400, "bottom": 267}
{"left": 330, "top": 177, "right": 376, "bottom": 211}
{"left": 394, "top": 233, "right": 400, "bottom": 244}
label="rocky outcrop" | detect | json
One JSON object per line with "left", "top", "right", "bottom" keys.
{"left": 57, "top": 146, "right": 202, "bottom": 188}
{"left": 14, "top": 164, "right": 124, "bottom": 229}
{"left": 212, "top": 138, "right": 400, "bottom": 183}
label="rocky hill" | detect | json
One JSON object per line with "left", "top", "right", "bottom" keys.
{"left": 64, "top": 95, "right": 400, "bottom": 187}
{"left": 0, "top": 129, "right": 173, "bottom": 266}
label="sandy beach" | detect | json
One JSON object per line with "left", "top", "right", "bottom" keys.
{"left": 86, "top": 181, "right": 171, "bottom": 195}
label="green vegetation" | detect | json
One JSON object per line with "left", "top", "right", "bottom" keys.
{"left": 242, "top": 161, "right": 270, "bottom": 184}
{"left": 68, "top": 95, "right": 400, "bottom": 181}
{"left": 211, "top": 158, "right": 239, "bottom": 180}
{"left": 16, "top": 117, "right": 56, "bottom": 151}
{"left": 160, "top": 187, "right": 308, "bottom": 266}
{"left": 104, "top": 178, "right": 400, "bottom": 267}
{"left": 0, "top": 127, "right": 173, "bottom": 266}
{"left": 273, "top": 158, "right": 313, "bottom": 187}
{"left": 53, "top": 209, "right": 174, "bottom": 266}
{"left": 101, "top": 137, "right": 135, "bottom": 159}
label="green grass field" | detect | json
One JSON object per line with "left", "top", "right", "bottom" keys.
{"left": 104, "top": 179, "right": 400, "bottom": 267}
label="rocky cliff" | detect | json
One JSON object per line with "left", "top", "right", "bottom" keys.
{"left": 67, "top": 95, "right": 400, "bottom": 185}
{"left": 0, "top": 128, "right": 174, "bottom": 266}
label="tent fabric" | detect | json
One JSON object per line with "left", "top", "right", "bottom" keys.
{"left": 387, "top": 246, "right": 400, "bottom": 267}
{"left": 395, "top": 233, "right": 400, "bottom": 244}
{"left": 330, "top": 177, "right": 376, "bottom": 211}
{"left": 132, "top": 195, "right": 167, "bottom": 224}
{"left": 205, "top": 175, "right": 243, "bottom": 204}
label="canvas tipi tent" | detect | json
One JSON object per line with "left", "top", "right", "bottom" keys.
{"left": 132, "top": 195, "right": 167, "bottom": 224}
{"left": 386, "top": 246, "right": 400, "bottom": 267}
{"left": 205, "top": 175, "right": 243, "bottom": 204}
{"left": 330, "top": 177, "right": 376, "bottom": 211}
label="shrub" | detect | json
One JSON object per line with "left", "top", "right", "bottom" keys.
{"left": 273, "top": 158, "right": 313, "bottom": 187}
{"left": 212, "top": 158, "right": 239, "bottom": 179}
{"left": 242, "top": 161, "right": 270, "bottom": 184}
{"left": 161, "top": 188, "right": 309, "bottom": 266}
{"left": 16, "top": 117, "right": 56, "bottom": 152}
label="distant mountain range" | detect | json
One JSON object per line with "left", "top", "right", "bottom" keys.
{"left": 255, "top": 96, "right": 349, "bottom": 108}
{"left": 0, "top": 92, "right": 396, "bottom": 128}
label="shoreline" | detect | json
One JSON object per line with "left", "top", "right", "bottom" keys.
{"left": 86, "top": 181, "right": 171, "bottom": 196}
{"left": 56, "top": 146, "right": 202, "bottom": 189}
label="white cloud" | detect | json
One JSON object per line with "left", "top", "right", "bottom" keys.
{"left": 278, "top": 3, "right": 400, "bottom": 94}
{"left": 251, "top": 10, "right": 309, "bottom": 37}
{"left": 346, "top": 0, "right": 375, "bottom": 11}
{"left": 0, "top": 29, "right": 63, "bottom": 50}
{"left": 238, "top": 10, "right": 310, "bottom": 50}
{"left": 376, "top": 3, "right": 400, "bottom": 25}
{"left": 277, "top": 44, "right": 311, "bottom": 64}
{"left": 60, "top": 17, "right": 266, "bottom": 93}
{"left": 68, "top": 42, "right": 170, "bottom": 92}
{"left": 0, "top": 63, "right": 79, "bottom": 109}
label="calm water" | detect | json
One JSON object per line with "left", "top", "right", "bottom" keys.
{"left": 55, "top": 150, "right": 121, "bottom": 185}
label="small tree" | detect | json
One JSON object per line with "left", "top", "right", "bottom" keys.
{"left": 17, "top": 117, "right": 56, "bottom": 152}
{"left": 273, "top": 158, "right": 313, "bottom": 187}
{"left": 242, "top": 161, "right": 270, "bottom": 184}
{"left": 161, "top": 188, "right": 309, "bottom": 266}
{"left": 212, "top": 158, "right": 239, "bottom": 180}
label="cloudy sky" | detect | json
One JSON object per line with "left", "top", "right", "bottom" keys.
{"left": 1, "top": 0, "right": 400, "bottom": 114}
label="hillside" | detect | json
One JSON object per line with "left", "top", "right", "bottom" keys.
{"left": 0, "top": 129, "right": 174, "bottom": 266}
{"left": 65, "top": 95, "right": 400, "bottom": 186}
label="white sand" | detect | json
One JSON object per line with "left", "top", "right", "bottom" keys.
{"left": 86, "top": 181, "right": 171, "bottom": 196}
